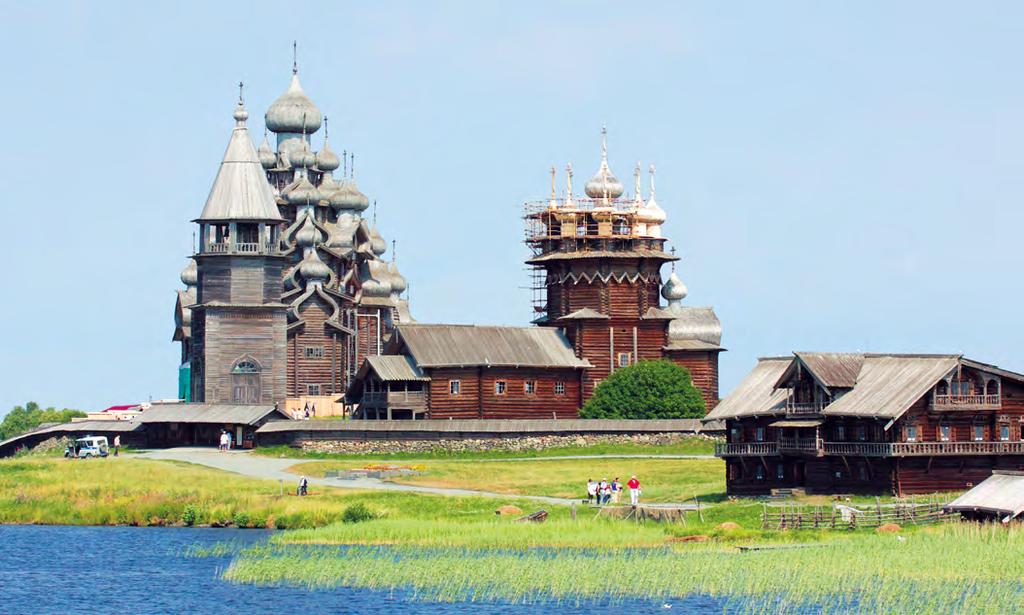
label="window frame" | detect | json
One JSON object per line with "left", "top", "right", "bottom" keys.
{"left": 906, "top": 424, "right": 918, "bottom": 442}
{"left": 939, "top": 424, "right": 952, "bottom": 442}
{"left": 974, "top": 425, "right": 985, "bottom": 442}
{"left": 307, "top": 383, "right": 321, "bottom": 396}
{"left": 304, "top": 346, "right": 325, "bottom": 359}
{"left": 755, "top": 427, "right": 766, "bottom": 442}
{"left": 524, "top": 380, "right": 536, "bottom": 395}
{"left": 494, "top": 381, "right": 507, "bottom": 395}
{"left": 617, "top": 352, "right": 632, "bottom": 368}
{"left": 554, "top": 380, "right": 566, "bottom": 395}
{"left": 999, "top": 424, "right": 1010, "bottom": 442}
{"left": 449, "top": 380, "right": 461, "bottom": 396}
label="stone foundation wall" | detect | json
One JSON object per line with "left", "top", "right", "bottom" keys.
{"left": 300, "top": 432, "right": 716, "bottom": 455}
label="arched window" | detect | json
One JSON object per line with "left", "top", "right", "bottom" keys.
{"left": 231, "top": 358, "right": 261, "bottom": 404}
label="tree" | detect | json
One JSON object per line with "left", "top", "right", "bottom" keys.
{"left": 0, "top": 402, "right": 86, "bottom": 440}
{"left": 580, "top": 360, "right": 706, "bottom": 420}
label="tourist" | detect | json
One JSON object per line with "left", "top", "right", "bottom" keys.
{"left": 218, "top": 431, "right": 228, "bottom": 452}
{"left": 628, "top": 475, "right": 641, "bottom": 506}
{"left": 113, "top": 434, "right": 121, "bottom": 457}
{"left": 603, "top": 479, "right": 613, "bottom": 505}
{"left": 586, "top": 478, "right": 597, "bottom": 504}
{"left": 298, "top": 476, "right": 308, "bottom": 496}
{"left": 311, "top": 404, "right": 316, "bottom": 418}
{"left": 599, "top": 478, "right": 609, "bottom": 505}
{"left": 226, "top": 431, "right": 233, "bottom": 450}
{"left": 611, "top": 477, "right": 621, "bottom": 504}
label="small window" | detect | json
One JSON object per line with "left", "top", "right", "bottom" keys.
{"left": 939, "top": 425, "right": 952, "bottom": 442}
{"left": 617, "top": 352, "right": 632, "bottom": 367}
{"left": 776, "top": 464, "right": 785, "bottom": 480}
{"left": 524, "top": 380, "right": 536, "bottom": 395}
{"left": 307, "top": 384, "right": 321, "bottom": 396}
{"left": 856, "top": 425, "right": 867, "bottom": 441}
{"left": 836, "top": 425, "right": 846, "bottom": 441}
{"left": 974, "top": 425, "right": 985, "bottom": 442}
{"left": 730, "top": 427, "right": 741, "bottom": 443}
{"left": 755, "top": 427, "right": 765, "bottom": 442}
{"left": 449, "top": 380, "right": 461, "bottom": 395}
{"left": 495, "top": 381, "right": 507, "bottom": 395}
{"left": 304, "top": 346, "right": 324, "bottom": 359}
{"left": 906, "top": 425, "right": 918, "bottom": 442}
{"left": 755, "top": 466, "right": 765, "bottom": 481}
{"left": 554, "top": 380, "right": 566, "bottom": 395}
{"left": 999, "top": 425, "right": 1010, "bottom": 441}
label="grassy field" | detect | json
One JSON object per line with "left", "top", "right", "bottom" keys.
{"left": 286, "top": 457, "right": 725, "bottom": 504}
{"left": 223, "top": 524, "right": 1024, "bottom": 612}
{"left": 254, "top": 436, "right": 716, "bottom": 461}
{"left": 0, "top": 457, "right": 541, "bottom": 529}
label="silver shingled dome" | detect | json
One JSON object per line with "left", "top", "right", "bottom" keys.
{"left": 265, "top": 73, "right": 322, "bottom": 134}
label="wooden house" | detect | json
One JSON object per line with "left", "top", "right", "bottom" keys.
{"left": 346, "top": 324, "right": 590, "bottom": 419}
{"left": 709, "top": 353, "right": 1024, "bottom": 495}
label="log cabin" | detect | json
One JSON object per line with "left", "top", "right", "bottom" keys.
{"left": 708, "top": 353, "right": 1024, "bottom": 495}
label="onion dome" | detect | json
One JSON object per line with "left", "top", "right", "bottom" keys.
{"left": 316, "top": 121, "right": 340, "bottom": 171}
{"left": 327, "top": 212, "right": 358, "bottom": 249}
{"left": 637, "top": 164, "right": 667, "bottom": 231}
{"left": 387, "top": 262, "right": 407, "bottom": 295}
{"left": 348, "top": 178, "right": 370, "bottom": 211}
{"left": 286, "top": 174, "right": 323, "bottom": 207}
{"left": 299, "top": 249, "right": 331, "bottom": 283}
{"left": 369, "top": 226, "right": 387, "bottom": 256}
{"left": 258, "top": 133, "right": 277, "bottom": 169}
{"left": 661, "top": 271, "right": 688, "bottom": 305}
{"left": 180, "top": 260, "right": 198, "bottom": 287}
{"left": 289, "top": 139, "right": 316, "bottom": 169}
{"left": 294, "top": 213, "right": 322, "bottom": 248}
{"left": 265, "top": 72, "right": 322, "bottom": 134}
{"left": 361, "top": 262, "right": 393, "bottom": 297}
{"left": 233, "top": 102, "right": 248, "bottom": 123}
{"left": 584, "top": 126, "right": 624, "bottom": 199}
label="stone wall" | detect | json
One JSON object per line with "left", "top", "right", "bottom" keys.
{"left": 300, "top": 432, "right": 718, "bottom": 455}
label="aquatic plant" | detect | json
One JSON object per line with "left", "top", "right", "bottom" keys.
{"left": 225, "top": 524, "right": 1024, "bottom": 613}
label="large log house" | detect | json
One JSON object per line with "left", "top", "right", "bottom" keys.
{"left": 709, "top": 353, "right": 1024, "bottom": 495}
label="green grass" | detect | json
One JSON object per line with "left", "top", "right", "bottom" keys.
{"left": 0, "top": 458, "right": 542, "bottom": 529}
{"left": 223, "top": 524, "right": 1024, "bottom": 612}
{"left": 253, "top": 436, "right": 716, "bottom": 461}
{"left": 287, "top": 457, "right": 725, "bottom": 504}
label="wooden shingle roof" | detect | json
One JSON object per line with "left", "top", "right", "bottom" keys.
{"left": 396, "top": 324, "right": 590, "bottom": 369}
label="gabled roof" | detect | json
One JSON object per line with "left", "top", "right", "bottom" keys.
{"left": 559, "top": 308, "right": 608, "bottom": 320}
{"left": 705, "top": 357, "right": 791, "bottom": 420}
{"left": 775, "top": 352, "right": 864, "bottom": 390}
{"left": 194, "top": 117, "right": 284, "bottom": 223}
{"left": 359, "top": 355, "right": 429, "bottom": 382}
{"left": 945, "top": 471, "right": 1024, "bottom": 519}
{"left": 395, "top": 324, "right": 591, "bottom": 369}
{"left": 824, "top": 354, "right": 959, "bottom": 420}
{"left": 138, "top": 403, "right": 288, "bottom": 425}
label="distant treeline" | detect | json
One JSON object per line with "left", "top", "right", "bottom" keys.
{"left": 0, "top": 402, "right": 85, "bottom": 440}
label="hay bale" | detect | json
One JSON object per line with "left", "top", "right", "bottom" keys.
{"left": 876, "top": 523, "right": 902, "bottom": 534}
{"left": 716, "top": 522, "right": 741, "bottom": 531}
{"left": 496, "top": 505, "right": 523, "bottom": 516}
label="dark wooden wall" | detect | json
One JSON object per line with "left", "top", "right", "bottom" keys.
{"left": 665, "top": 350, "right": 721, "bottom": 411}
{"left": 425, "top": 367, "right": 582, "bottom": 420}
{"left": 287, "top": 296, "right": 345, "bottom": 397}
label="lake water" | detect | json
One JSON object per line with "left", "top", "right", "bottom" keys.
{"left": 0, "top": 526, "right": 728, "bottom": 614}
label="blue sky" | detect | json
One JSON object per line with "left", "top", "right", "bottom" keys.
{"left": 2, "top": 1, "right": 1023, "bottom": 414}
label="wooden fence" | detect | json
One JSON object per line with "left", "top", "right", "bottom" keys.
{"left": 761, "top": 498, "right": 951, "bottom": 531}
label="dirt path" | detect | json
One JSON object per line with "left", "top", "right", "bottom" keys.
{"left": 136, "top": 448, "right": 579, "bottom": 506}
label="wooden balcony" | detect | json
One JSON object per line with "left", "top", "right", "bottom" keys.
{"left": 930, "top": 394, "right": 1001, "bottom": 411}
{"left": 779, "top": 437, "right": 823, "bottom": 454}
{"left": 715, "top": 442, "right": 779, "bottom": 457}
{"left": 362, "top": 390, "right": 426, "bottom": 408}
{"left": 786, "top": 401, "right": 826, "bottom": 416}
{"left": 822, "top": 441, "right": 1024, "bottom": 457}
{"left": 204, "top": 241, "right": 278, "bottom": 255}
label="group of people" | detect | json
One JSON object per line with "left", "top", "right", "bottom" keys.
{"left": 292, "top": 402, "right": 317, "bottom": 420}
{"left": 218, "top": 430, "right": 233, "bottom": 452}
{"left": 586, "top": 475, "right": 642, "bottom": 506}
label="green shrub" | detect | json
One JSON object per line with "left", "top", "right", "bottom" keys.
{"left": 341, "top": 503, "right": 376, "bottom": 524}
{"left": 182, "top": 504, "right": 202, "bottom": 526}
{"left": 233, "top": 511, "right": 252, "bottom": 528}
{"left": 580, "top": 360, "right": 706, "bottom": 419}
{"left": 0, "top": 402, "right": 86, "bottom": 440}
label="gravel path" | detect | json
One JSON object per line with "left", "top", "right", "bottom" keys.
{"left": 136, "top": 448, "right": 578, "bottom": 506}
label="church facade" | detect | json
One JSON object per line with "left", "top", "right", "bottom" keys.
{"left": 173, "top": 68, "right": 411, "bottom": 415}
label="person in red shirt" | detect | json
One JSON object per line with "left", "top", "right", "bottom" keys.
{"left": 627, "top": 475, "right": 641, "bottom": 506}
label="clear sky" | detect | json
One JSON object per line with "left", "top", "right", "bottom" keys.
{"left": 2, "top": 1, "right": 1023, "bottom": 414}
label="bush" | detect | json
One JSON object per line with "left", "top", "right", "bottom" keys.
{"left": 580, "top": 360, "right": 706, "bottom": 419}
{"left": 182, "top": 504, "right": 202, "bottom": 526}
{"left": 342, "top": 503, "right": 376, "bottom": 524}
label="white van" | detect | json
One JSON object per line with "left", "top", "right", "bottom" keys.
{"left": 74, "top": 436, "right": 109, "bottom": 458}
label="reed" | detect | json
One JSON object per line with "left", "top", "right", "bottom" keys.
{"left": 224, "top": 524, "right": 1024, "bottom": 612}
